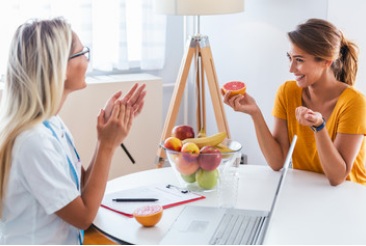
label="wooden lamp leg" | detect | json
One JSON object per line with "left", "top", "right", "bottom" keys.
{"left": 195, "top": 47, "right": 202, "bottom": 136}
{"left": 199, "top": 39, "right": 231, "bottom": 138}
{"left": 156, "top": 36, "right": 231, "bottom": 167}
{"left": 156, "top": 38, "right": 196, "bottom": 168}
{"left": 199, "top": 51, "right": 207, "bottom": 137}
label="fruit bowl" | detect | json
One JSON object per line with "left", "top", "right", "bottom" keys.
{"left": 161, "top": 139, "right": 242, "bottom": 192}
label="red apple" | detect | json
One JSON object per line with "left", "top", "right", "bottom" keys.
{"left": 174, "top": 155, "right": 199, "bottom": 175}
{"left": 198, "top": 146, "right": 222, "bottom": 171}
{"left": 163, "top": 137, "right": 182, "bottom": 151}
{"left": 181, "top": 142, "right": 200, "bottom": 162}
{"left": 171, "top": 125, "right": 195, "bottom": 140}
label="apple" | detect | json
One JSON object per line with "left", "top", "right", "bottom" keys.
{"left": 181, "top": 173, "right": 196, "bottom": 183}
{"left": 163, "top": 137, "right": 182, "bottom": 151}
{"left": 175, "top": 155, "right": 199, "bottom": 175}
{"left": 198, "top": 146, "right": 222, "bottom": 171}
{"left": 195, "top": 169, "right": 219, "bottom": 190}
{"left": 181, "top": 142, "right": 200, "bottom": 162}
{"left": 172, "top": 125, "right": 195, "bottom": 140}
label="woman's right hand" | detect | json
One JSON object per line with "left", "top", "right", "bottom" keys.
{"left": 103, "top": 83, "right": 146, "bottom": 122}
{"left": 222, "top": 91, "right": 259, "bottom": 115}
{"left": 96, "top": 101, "right": 133, "bottom": 149}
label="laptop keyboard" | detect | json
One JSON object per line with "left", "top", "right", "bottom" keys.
{"left": 209, "top": 212, "right": 266, "bottom": 245}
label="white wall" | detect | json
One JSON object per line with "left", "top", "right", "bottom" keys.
{"left": 158, "top": 0, "right": 366, "bottom": 165}
{"left": 328, "top": 0, "right": 366, "bottom": 93}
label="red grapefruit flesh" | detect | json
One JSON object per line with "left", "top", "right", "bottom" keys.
{"left": 221, "top": 81, "right": 246, "bottom": 97}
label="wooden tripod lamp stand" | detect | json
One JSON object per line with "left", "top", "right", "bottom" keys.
{"left": 154, "top": 0, "right": 244, "bottom": 167}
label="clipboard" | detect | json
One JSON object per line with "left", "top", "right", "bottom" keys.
{"left": 101, "top": 184, "right": 206, "bottom": 218}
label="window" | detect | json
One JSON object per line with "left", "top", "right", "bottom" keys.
{"left": 126, "top": 0, "right": 142, "bottom": 63}
{"left": 0, "top": 0, "right": 166, "bottom": 80}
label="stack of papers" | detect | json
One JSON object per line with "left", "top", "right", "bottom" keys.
{"left": 101, "top": 184, "right": 205, "bottom": 217}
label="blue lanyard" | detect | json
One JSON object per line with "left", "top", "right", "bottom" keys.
{"left": 43, "top": 120, "right": 80, "bottom": 190}
{"left": 43, "top": 120, "right": 84, "bottom": 244}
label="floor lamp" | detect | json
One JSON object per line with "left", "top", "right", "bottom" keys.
{"left": 154, "top": 0, "right": 244, "bottom": 167}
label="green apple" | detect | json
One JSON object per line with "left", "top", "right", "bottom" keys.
{"left": 181, "top": 173, "right": 196, "bottom": 183}
{"left": 195, "top": 168, "right": 219, "bottom": 190}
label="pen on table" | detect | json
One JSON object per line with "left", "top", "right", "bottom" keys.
{"left": 112, "top": 198, "right": 159, "bottom": 202}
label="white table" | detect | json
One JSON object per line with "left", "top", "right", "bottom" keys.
{"left": 93, "top": 165, "right": 366, "bottom": 245}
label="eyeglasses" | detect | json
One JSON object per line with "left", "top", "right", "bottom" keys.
{"left": 69, "top": 46, "right": 90, "bottom": 61}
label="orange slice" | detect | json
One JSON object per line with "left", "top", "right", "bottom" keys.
{"left": 133, "top": 205, "right": 163, "bottom": 227}
{"left": 221, "top": 81, "right": 246, "bottom": 97}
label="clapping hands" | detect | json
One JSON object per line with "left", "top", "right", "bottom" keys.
{"left": 103, "top": 83, "right": 147, "bottom": 122}
{"left": 96, "top": 83, "right": 147, "bottom": 148}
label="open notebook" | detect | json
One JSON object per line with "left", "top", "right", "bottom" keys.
{"left": 160, "top": 135, "right": 298, "bottom": 245}
{"left": 101, "top": 184, "right": 205, "bottom": 217}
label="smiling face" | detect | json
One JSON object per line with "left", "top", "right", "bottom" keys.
{"left": 64, "top": 33, "right": 88, "bottom": 93}
{"left": 287, "top": 43, "right": 330, "bottom": 88}
{"left": 287, "top": 43, "right": 331, "bottom": 91}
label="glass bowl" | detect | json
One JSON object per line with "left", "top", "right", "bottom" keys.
{"left": 161, "top": 139, "right": 242, "bottom": 192}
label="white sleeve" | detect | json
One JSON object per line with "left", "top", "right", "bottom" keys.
{"left": 14, "top": 132, "right": 80, "bottom": 215}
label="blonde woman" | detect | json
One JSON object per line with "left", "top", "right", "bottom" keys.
{"left": 223, "top": 18, "right": 366, "bottom": 186}
{"left": 0, "top": 18, "right": 146, "bottom": 244}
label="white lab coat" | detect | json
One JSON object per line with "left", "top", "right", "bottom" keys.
{"left": 0, "top": 116, "right": 82, "bottom": 244}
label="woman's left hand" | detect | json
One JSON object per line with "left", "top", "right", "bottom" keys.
{"left": 295, "top": 106, "right": 323, "bottom": 127}
{"left": 97, "top": 102, "right": 134, "bottom": 148}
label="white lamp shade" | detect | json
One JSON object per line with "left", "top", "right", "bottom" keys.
{"left": 154, "top": 0, "right": 244, "bottom": 16}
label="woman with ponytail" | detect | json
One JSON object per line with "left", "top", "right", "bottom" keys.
{"left": 223, "top": 18, "right": 366, "bottom": 186}
{"left": 0, "top": 18, "right": 146, "bottom": 244}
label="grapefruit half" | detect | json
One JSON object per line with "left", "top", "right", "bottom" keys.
{"left": 221, "top": 81, "right": 246, "bottom": 97}
{"left": 133, "top": 205, "right": 163, "bottom": 227}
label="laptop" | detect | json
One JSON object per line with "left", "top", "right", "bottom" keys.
{"left": 160, "top": 135, "right": 298, "bottom": 245}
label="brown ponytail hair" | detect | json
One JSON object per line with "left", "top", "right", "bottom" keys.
{"left": 288, "top": 18, "right": 358, "bottom": 86}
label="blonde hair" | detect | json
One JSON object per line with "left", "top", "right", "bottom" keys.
{"left": 288, "top": 18, "right": 358, "bottom": 86}
{"left": 0, "top": 18, "right": 73, "bottom": 213}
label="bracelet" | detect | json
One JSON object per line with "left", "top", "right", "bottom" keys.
{"left": 310, "top": 117, "right": 326, "bottom": 133}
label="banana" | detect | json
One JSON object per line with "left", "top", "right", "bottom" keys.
{"left": 182, "top": 132, "right": 227, "bottom": 148}
{"left": 196, "top": 129, "right": 207, "bottom": 138}
{"left": 215, "top": 143, "right": 234, "bottom": 152}
{"left": 215, "top": 143, "right": 235, "bottom": 159}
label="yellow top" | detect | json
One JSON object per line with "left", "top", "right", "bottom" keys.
{"left": 272, "top": 80, "right": 366, "bottom": 185}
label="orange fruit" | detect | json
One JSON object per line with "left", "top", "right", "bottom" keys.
{"left": 221, "top": 81, "right": 246, "bottom": 97}
{"left": 133, "top": 205, "right": 163, "bottom": 227}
